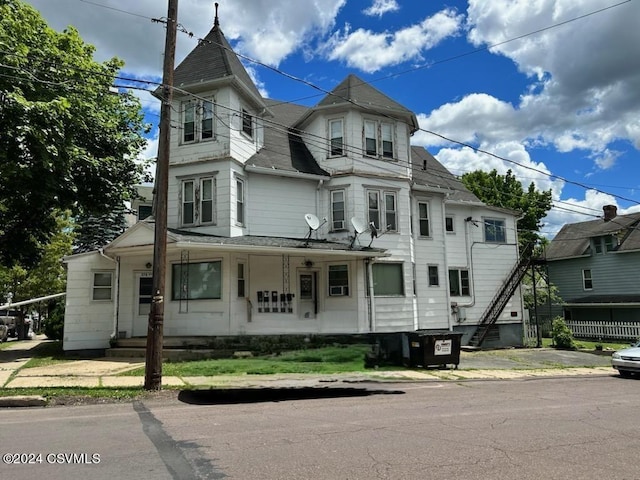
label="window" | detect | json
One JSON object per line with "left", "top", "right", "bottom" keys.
{"left": 182, "top": 99, "right": 215, "bottom": 143}
{"left": 331, "top": 190, "right": 345, "bottom": 230}
{"left": 582, "top": 269, "right": 593, "bottom": 290}
{"left": 385, "top": 192, "right": 397, "bottom": 231}
{"left": 484, "top": 218, "right": 506, "bottom": 243}
{"left": 381, "top": 122, "right": 393, "bottom": 158}
{"left": 172, "top": 261, "right": 222, "bottom": 300}
{"left": 364, "top": 120, "right": 377, "bottom": 156}
{"left": 241, "top": 109, "right": 253, "bottom": 138}
{"left": 428, "top": 265, "right": 439, "bottom": 286}
{"left": 137, "top": 204, "right": 152, "bottom": 222}
{"left": 449, "top": 269, "right": 470, "bottom": 296}
{"left": 418, "top": 202, "right": 430, "bottom": 236}
{"left": 367, "top": 190, "right": 397, "bottom": 231}
{"left": 363, "top": 119, "right": 394, "bottom": 159}
{"left": 92, "top": 272, "right": 113, "bottom": 301}
{"left": 237, "top": 263, "right": 245, "bottom": 298}
{"left": 236, "top": 178, "right": 245, "bottom": 225}
{"left": 445, "top": 216, "right": 454, "bottom": 233}
{"left": 372, "top": 263, "right": 404, "bottom": 296}
{"left": 328, "top": 265, "right": 349, "bottom": 296}
{"left": 181, "top": 177, "right": 215, "bottom": 226}
{"left": 594, "top": 235, "right": 616, "bottom": 254}
{"left": 329, "top": 119, "right": 343, "bottom": 156}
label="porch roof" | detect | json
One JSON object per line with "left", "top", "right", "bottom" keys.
{"left": 105, "top": 224, "right": 387, "bottom": 259}
{"left": 565, "top": 294, "right": 640, "bottom": 306}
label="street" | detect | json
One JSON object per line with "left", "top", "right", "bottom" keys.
{"left": 1, "top": 375, "right": 639, "bottom": 479}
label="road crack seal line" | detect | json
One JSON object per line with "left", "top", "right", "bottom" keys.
{"left": 133, "top": 400, "right": 227, "bottom": 479}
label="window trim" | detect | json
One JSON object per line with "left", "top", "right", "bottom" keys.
{"left": 180, "top": 176, "right": 216, "bottom": 227}
{"left": 367, "top": 189, "right": 398, "bottom": 232}
{"left": 364, "top": 119, "right": 378, "bottom": 157}
{"left": 241, "top": 108, "right": 253, "bottom": 139}
{"left": 428, "top": 265, "right": 439, "bottom": 287}
{"left": 92, "top": 271, "right": 114, "bottom": 301}
{"left": 370, "top": 262, "right": 405, "bottom": 297}
{"left": 171, "top": 260, "right": 222, "bottom": 301}
{"left": 330, "top": 189, "right": 346, "bottom": 231}
{"left": 445, "top": 215, "right": 455, "bottom": 233}
{"left": 484, "top": 217, "right": 506, "bottom": 243}
{"left": 449, "top": 269, "right": 470, "bottom": 296}
{"left": 582, "top": 269, "right": 593, "bottom": 290}
{"left": 418, "top": 201, "right": 430, "bottom": 237}
{"left": 329, "top": 118, "right": 344, "bottom": 157}
{"left": 237, "top": 262, "right": 246, "bottom": 298}
{"left": 236, "top": 177, "right": 245, "bottom": 226}
{"left": 328, "top": 264, "right": 350, "bottom": 297}
{"left": 182, "top": 98, "right": 215, "bottom": 144}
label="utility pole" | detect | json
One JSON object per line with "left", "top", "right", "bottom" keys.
{"left": 145, "top": 0, "right": 178, "bottom": 391}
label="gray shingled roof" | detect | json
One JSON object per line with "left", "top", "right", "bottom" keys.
{"left": 410, "top": 146, "right": 481, "bottom": 203}
{"left": 247, "top": 99, "right": 329, "bottom": 176}
{"left": 545, "top": 212, "right": 640, "bottom": 260}
{"left": 296, "top": 74, "right": 419, "bottom": 133}
{"left": 172, "top": 18, "right": 263, "bottom": 105}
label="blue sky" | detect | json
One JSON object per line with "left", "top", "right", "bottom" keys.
{"left": 27, "top": 0, "right": 640, "bottom": 238}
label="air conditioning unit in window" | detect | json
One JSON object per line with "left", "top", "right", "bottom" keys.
{"left": 333, "top": 220, "right": 345, "bottom": 230}
{"left": 330, "top": 286, "right": 348, "bottom": 296}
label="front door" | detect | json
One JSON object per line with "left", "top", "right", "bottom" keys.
{"left": 133, "top": 272, "right": 153, "bottom": 336}
{"left": 298, "top": 271, "right": 317, "bottom": 319}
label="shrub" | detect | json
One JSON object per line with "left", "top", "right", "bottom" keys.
{"left": 43, "top": 301, "right": 65, "bottom": 341}
{"left": 551, "top": 317, "right": 575, "bottom": 350}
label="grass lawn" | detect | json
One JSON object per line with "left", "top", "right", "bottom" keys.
{"left": 120, "top": 344, "right": 392, "bottom": 377}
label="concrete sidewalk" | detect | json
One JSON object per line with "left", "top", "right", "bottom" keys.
{"left": 0, "top": 335, "right": 616, "bottom": 392}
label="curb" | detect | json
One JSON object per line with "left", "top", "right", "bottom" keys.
{"left": 0, "top": 395, "right": 47, "bottom": 408}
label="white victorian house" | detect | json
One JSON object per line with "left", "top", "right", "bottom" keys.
{"left": 62, "top": 13, "right": 526, "bottom": 353}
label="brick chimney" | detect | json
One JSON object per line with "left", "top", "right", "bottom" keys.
{"left": 603, "top": 205, "right": 617, "bottom": 221}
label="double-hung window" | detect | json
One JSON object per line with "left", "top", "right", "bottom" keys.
{"left": 182, "top": 98, "right": 215, "bottom": 143}
{"left": 92, "top": 272, "right": 113, "bottom": 301}
{"left": 329, "top": 119, "right": 344, "bottom": 156}
{"left": 363, "top": 119, "right": 394, "bottom": 159}
{"left": 331, "top": 190, "right": 346, "bottom": 230}
{"left": 328, "top": 265, "right": 349, "bottom": 296}
{"left": 181, "top": 176, "right": 216, "bottom": 226}
{"left": 236, "top": 178, "right": 245, "bottom": 225}
{"left": 367, "top": 190, "right": 397, "bottom": 232}
{"left": 484, "top": 218, "right": 506, "bottom": 243}
{"left": 242, "top": 109, "right": 253, "bottom": 138}
{"left": 449, "top": 269, "right": 470, "bottom": 296}
{"left": 428, "top": 265, "right": 439, "bottom": 286}
{"left": 445, "top": 216, "right": 455, "bottom": 233}
{"left": 582, "top": 269, "right": 593, "bottom": 290}
{"left": 418, "top": 202, "right": 430, "bottom": 237}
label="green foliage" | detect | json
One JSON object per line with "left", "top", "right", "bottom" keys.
{"left": 73, "top": 203, "right": 128, "bottom": 253}
{"left": 461, "top": 169, "right": 553, "bottom": 251}
{"left": 43, "top": 301, "right": 65, "bottom": 341}
{"left": 550, "top": 317, "right": 576, "bottom": 350}
{"left": 0, "top": 0, "right": 148, "bottom": 268}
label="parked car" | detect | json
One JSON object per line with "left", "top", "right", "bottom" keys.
{"left": 0, "top": 310, "right": 19, "bottom": 341}
{"left": 611, "top": 340, "right": 640, "bottom": 378}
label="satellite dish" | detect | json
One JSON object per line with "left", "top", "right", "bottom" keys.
{"left": 304, "top": 213, "right": 320, "bottom": 230}
{"left": 351, "top": 217, "right": 367, "bottom": 234}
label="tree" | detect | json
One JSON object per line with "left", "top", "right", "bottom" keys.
{"left": 0, "top": 0, "right": 149, "bottom": 268}
{"left": 73, "top": 203, "right": 128, "bottom": 253}
{"left": 461, "top": 169, "right": 553, "bottom": 250}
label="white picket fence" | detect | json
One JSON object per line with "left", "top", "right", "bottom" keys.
{"left": 526, "top": 320, "right": 640, "bottom": 342}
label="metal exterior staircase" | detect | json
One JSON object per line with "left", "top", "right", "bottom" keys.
{"left": 467, "top": 246, "right": 534, "bottom": 347}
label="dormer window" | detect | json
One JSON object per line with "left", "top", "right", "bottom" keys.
{"left": 329, "top": 118, "right": 344, "bottom": 156}
{"left": 242, "top": 109, "right": 253, "bottom": 138}
{"left": 182, "top": 98, "right": 215, "bottom": 143}
{"left": 362, "top": 119, "right": 394, "bottom": 159}
{"left": 593, "top": 235, "right": 616, "bottom": 254}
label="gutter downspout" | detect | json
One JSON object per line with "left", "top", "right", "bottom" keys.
{"left": 99, "top": 248, "right": 120, "bottom": 342}
{"left": 441, "top": 197, "right": 453, "bottom": 331}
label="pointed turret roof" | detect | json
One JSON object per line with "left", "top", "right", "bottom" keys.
{"left": 294, "top": 74, "right": 419, "bottom": 132}
{"left": 172, "top": 7, "right": 266, "bottom": 109}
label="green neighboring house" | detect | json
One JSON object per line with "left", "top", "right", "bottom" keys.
{"left": 546, "top": 206, "right": 640, "bottom": 336}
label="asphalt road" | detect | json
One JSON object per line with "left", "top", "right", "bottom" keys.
{"left": 1, "top": 375, "right": 639, "bottom": 479}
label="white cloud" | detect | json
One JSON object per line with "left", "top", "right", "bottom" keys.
{"left": 325, "top": 8, "right": 463, "bottom": 73}
{"left": 363, "top": 0, "right": 399, "bottom": 17}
